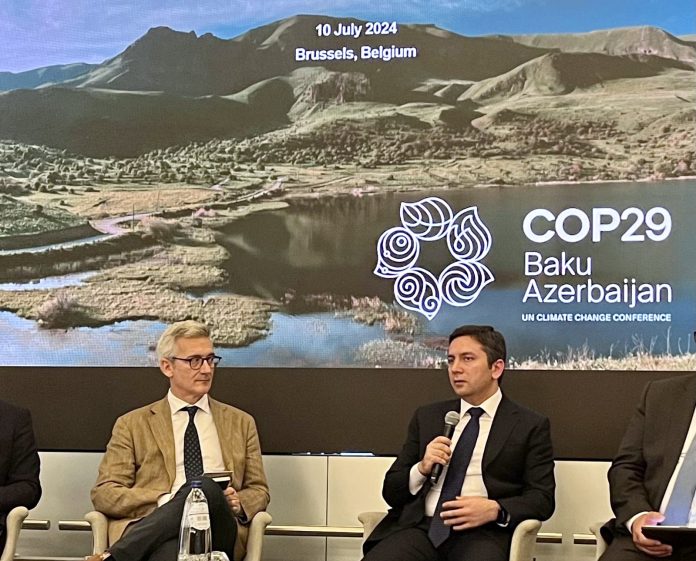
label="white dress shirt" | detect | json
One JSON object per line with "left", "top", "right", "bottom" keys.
{"left": 627, "top": 403, "right": 696, "bottom": 530}
{"left": 409, "top": 389, "right": 503, "bottom": 516}
{"left": 157, "top": 390, "right": 226, "bottom": 506}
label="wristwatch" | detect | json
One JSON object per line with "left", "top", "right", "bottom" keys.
{"left": 495, "top": 502, "right": 510, "bottom": 527}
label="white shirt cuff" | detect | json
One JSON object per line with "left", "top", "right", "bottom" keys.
{"left": 626, "top": 512, "right": 649, "bottom": 533}
{"left": 409, "top": 463, "right": 427, "bottom": 495}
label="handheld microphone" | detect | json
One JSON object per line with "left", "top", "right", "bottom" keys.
{"left": 429, "top": 410, "right": 460, "bottom": 484}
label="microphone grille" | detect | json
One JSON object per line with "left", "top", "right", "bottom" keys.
{"left": 444, "top": 411, "right": 460, "bottom": 426}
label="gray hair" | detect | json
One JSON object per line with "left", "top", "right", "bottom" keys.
{"left": 156, "top": 320, "right": 210, "bottom": 360}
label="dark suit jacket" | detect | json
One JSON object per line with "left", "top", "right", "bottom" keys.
{"left": 607, "top": 374, "right": 696, "bottom": 530}
{"left": 364, "top": 395, "right": 555, "bottom": 551}
{"left": 0, "top": 400, "right": 42, "bottom": 551}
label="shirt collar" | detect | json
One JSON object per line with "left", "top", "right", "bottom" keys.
{"left": 459, "top": 387, "right": 502, "bottom": 419}
{"left": 167, "top": 389, "right": 211, "bottom": 416}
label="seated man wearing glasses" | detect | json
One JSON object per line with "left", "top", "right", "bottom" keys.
{"left": 89, "top": 320, "right": 269, "bottom": 561}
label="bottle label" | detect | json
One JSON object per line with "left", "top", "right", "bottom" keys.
{"left": 188, "top": 502, "right": 211, "bottom": 530}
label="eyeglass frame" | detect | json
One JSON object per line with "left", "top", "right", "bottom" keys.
{"left": 168, "top": 354, "right": 222, "bottom": 370}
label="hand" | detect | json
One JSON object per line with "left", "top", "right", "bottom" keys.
{"left": 418, "top": 436, "right": 452, "bottom": 476}
{"left": 439, "top": 496, "right": 500, "bottom": 530}
{"left": 224, "top": 486, "right": 242, "bottom": 516}
{"left": 632, "top": 512, "right": 672, "bottom": 558}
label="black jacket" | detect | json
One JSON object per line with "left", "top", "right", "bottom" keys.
{"left": 364, "top": 395, "right": 555, "bottom": 552}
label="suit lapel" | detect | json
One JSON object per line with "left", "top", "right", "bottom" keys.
{"left": 482, "top": 395, "right": 519, "bottom": 468}
{"left": 148, "top": 397, "right": 176, "bottom": 485}
{"left": 210, "top": 398, "right": 236, "bottom": 478}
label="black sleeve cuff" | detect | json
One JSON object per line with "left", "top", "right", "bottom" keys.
{"left": 495, "top": 502, "right": 510, "bottom": 527}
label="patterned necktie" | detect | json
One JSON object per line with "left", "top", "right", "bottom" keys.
{"left": 428, "top": 407, "right": 484, "bottom": 548}
{"left": 663, "top": 435, "right": 696, "bottom": 525}
{"left": 183, "top": 406, "right": 204, "bottom": 481}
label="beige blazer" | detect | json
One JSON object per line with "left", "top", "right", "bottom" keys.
{"left": 91, "top": 396, "right": 270, "bottom": 560}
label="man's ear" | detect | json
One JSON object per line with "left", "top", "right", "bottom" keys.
{"left": 160, "top": 358, "right": 174, "bottom": 379}
{"left": 491, "top": 359, "right": 505, "bottom": 380}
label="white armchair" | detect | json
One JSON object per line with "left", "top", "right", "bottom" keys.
{"left": 358, "top": 511, "right": 542, "bottom": 561}
{"left": 0, "top": 506, "right": 29, "bottom": 561}
{"left": 84, "top": 510, "right": 272, "bottom": 561}
{"left": 243, "top": 511, "right": 273, "bottom": 561}
{"left": 590, "top": 521, "right": 608, "bottom": 560}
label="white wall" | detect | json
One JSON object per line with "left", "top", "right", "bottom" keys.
{"left": 16, "top": 453, "right": 612, "bottom": 560}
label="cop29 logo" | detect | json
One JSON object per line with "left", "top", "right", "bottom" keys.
{"left": 374, "top": 197, "right": 494, "bottom": 320}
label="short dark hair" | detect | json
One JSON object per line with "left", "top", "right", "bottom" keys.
{"left": 448, "top": 325, "right": 506, "bottom": 368}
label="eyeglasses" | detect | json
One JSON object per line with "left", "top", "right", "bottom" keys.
{"left": 169, "top": 355, "right": 222, "bottom": 370}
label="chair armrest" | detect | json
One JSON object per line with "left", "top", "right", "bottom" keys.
{"left": 590, "top": 521, "right": 608, "bottom": 559}
{"left": 85, "top": 510, "right": 110, "bottom": 554}
{"left": 358, "top": 511, "right": 387, "bottom": 545}
{"left": 509, "top": 519, "right": 542, "bottom": 561}
{"left": 243, "top": 511, "right": 272, "bottom": 561}
{"left": 0, "top": 507, "right": 29, "bottom": 561}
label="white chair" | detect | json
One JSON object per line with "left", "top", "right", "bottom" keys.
{"left": 359, "top": 511, "right": 542, "bottom": 561}
{"left": 85, "top": 510, "right": 272, "bottom": 561}
{"left": 590, "top": 521, "right": 608, "bottom": 560}
{"left": 0, "top": 506, "right": 29, "bottom": 561}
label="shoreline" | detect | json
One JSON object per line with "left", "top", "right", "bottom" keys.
{"left": 530, "top": 174, "right": 696, "bottom": 188}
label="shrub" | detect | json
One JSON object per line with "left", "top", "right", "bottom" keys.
{"left": 37, "top": 293, "right": 79, "bottom": 328}
{"left": 140, "top": 217, "right": 181, "bottom": 242}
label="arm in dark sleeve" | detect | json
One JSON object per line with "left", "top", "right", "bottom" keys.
{"left": 498, "top": 416, "right": 556, "bottom": 525}
{"left": 382, "top": 410, "right": 425, "bottom": 508}
{"left": 0, "top": 408, "right": 42, "bottom": 512}
{"left": 607, "top": 382, "right": 653, "bottom": 526}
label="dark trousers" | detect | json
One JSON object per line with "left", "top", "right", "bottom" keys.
{"left": 600, "top": 532, "right": 696, "bottom": 561}
{"left": 362, "top": 517, "right": 511, "bottom": 561}
{"left": 110, "top": 478, "right": 237, "bottom": 561}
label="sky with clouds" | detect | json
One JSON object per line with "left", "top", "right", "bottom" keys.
{"left": 0, "top": 0, "right": 693, "bottom": 72}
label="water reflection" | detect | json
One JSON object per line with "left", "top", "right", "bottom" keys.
{"left": 0, "top": 310, "right": 387, "bottom": 367}
{"left": 0, "top": 272, "right": 96, "bottom": 291}
{"left": 214, "top": 180, "right": 695, "bottom": 361}
{"left": 0, "top": 312, "right": 162, "bottom": 366}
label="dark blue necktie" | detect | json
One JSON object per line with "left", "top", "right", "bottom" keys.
{"left": 428, "top": 407, "right": 484, "bottom": 548}
{"left": 183, "top": 406, "right": 203, "bottom": 481}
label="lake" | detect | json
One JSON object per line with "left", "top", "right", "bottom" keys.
{"left": 2, "top": 179, "right": 694, "bottom": 366}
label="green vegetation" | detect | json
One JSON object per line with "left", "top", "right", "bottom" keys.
{"left": 0, "top": 88, "right": 694, "bottom": 208}
{"left": 0, "top": 193, "right": 85, "bottom": 235}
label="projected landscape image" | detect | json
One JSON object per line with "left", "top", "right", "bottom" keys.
{"left": 0, "top": 1, "right": 694, "bottom": 367}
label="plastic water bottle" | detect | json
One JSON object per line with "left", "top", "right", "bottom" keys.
{"left": 178, "top": 481, "right": 212, "bottom": 561}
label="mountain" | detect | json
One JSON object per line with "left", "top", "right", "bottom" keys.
{"left": 66, "top": 16, "right": 551, "bottom": 97}
{"left": 0, "top": 63, "right": 97, "bottom": 91}
{"left": 0, "top": 17, "right": 692, "bottom": 157}
{"left": 500, "top": 26, "right": 696, "bottom": 69}
{"left": 0, "top": 86, "right": 290, "bottom": 157}
{"left": 461, "top": 51, "right": 693, "bottom": 103}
